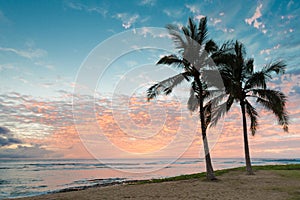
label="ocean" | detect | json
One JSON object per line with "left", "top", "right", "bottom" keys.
{"left": 0, "top": 158, "right": 299, "bottom": 199}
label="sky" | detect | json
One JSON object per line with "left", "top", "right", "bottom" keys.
{"left": 0, "top": 0, "right": 299, "bottom": 160}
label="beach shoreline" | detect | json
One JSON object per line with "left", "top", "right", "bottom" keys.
{"left": 13, "top": 164, "right": 300, "bottom": 200}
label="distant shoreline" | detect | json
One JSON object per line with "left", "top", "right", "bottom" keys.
{"left": 14, "top": 164, "right": 300, "bottom": 200}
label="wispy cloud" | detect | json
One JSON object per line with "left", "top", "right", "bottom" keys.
{"left": 139, "top": 0, "right": 156, "bottom": 6}
{"left": 163, "top": 8, "right": 184, "bottom": 19}
{"left": 114, "top": 13, "right": 139, "bottom": 29}
{"left": 194, "top": 15, "right": 206, "bottom": 21}
{"left": 260, "top": 44, "right": 280, "bottom": 55}
{"left": 245, "top": 3, "right": 262, "bottom": 27}
{"left": 136, "top": 27, "right": 170, "bottom": 38}
{"left": 184, "top": 3, "right": 207, "bottom": 22}
{"left": 207, "top": 13, "right": 234, "bottom": 34}
{"left": 184, "top": 4, "right": 230, "bottom": 34}
{"left": 210, "top": 17, "right": 222, "bottom": 25}
{"left": 0, "top": 47, "right": 47, "bottom": 59}
{"left": 245, "top": 3, "right": 267, "bottom": 34}
{"left": 34, "top": 61, "right": 55, "bottom": 70}
{"left": 66, "top": 2, "right": 108, "bottom": 17}
{"left": 185, "top": 4, "right": 200, "bottom": 14}
{"left": 221, "top": 28, "right": 235, "bottom": 33}
{"left": 0, "top": 63, "right": 18, "bottom": 72}
{"left": 185, "top": 4, "right": 208, "bottom": 23}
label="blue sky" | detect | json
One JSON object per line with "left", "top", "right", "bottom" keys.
{"left": 0, "top": 0, "right": 300, "bottom": 159}
{"left": 0, "top": 0, "right": 299, "bottom": 97}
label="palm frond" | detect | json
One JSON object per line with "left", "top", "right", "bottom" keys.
{"left": 187, "top": 86, "right": 199, "bottom": 112}
{"left": 244, "top": 61, "right": 286, "bottom": 91}
{"left": 182, "top": 26, "right": 194, "bottom": 50}
{"left": 245, "top": 99, "right": 258, "bottom": 136}
{"left": 209, "top": 102, "right": 227, "bottom": 127}
{"left": 245, "top": 58, "right": 254, "bottom": 74}
{"left": 202, "top": 69, "right": 225, "bottom": 90}
{"left": 226, "top": 95, "right": 234, "bottom": 111}
{"left": 157, "top": 54, "right": 184, "bottom": 67}
{"left": 188, "top": 80, "right": 222, "bottom": 114}
{"left": 211, "top": 40, "right": 234, "bottom": 61}
{"left": 166, "top": 24, "right": 187, "bottom": 50}
{"left": 217, "top": 64, "right": 238, "bottom": 94}
{"left": 181, "top": 26, "right": 190, "bottom": 37}
{"left": 234, "top": 40, "right": 246, "bottom": 61}
{"left": 263, "top": 61, "right": 286, "bottom": 75}
{"left": 252, "top": 89, "right": 287, "bottom": 106}
{"left": 196, "top": 16, "right": 208, "bottom": 45}
{"left": 157, "top": 55, "right": 193, "bottom": 74}
{"left": 233, "top": 41, "right": 246, "bottom": 82}
{"left": 244, "top": 71, "right": 266, "bottom": 90}
{"left": 252, "top": 89, "right": 289, "bottom": 131}
{"left": 206, "top": 93, "right": 231, "bottom": 127}
{"left": 205, "top": 39, "right": 218, "bottom": 54}
{"left": 188, "top": 17, "right": 196, "bottom": 39}
{"left": 147, "top": 72, "right": 190, "bottom": 101}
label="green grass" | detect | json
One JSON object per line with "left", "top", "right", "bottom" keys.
{"left": 269, "top": 177, "right": 300, "bottom": 200}
{"left": 275, "top": 169, "right": 300, "bottom": 179}
{"left": 128, "top": 164, "right": 300, "bottom": 199}
{"left": 132, "top": 164, "right": 300, "bottom": 185}
{"left": 270, "top": 169, "right": 300, "bottom": 200}
{"left": 251, "top": 164, "right": 300, "bottom": 171}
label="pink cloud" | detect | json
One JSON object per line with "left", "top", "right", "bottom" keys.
{"left": 245, "top": 3, "right": 262, "bottom": 26}
{"left": 245, "top": 3, "right": 267, "bottom": 33}
{"left": 1, "top": 85, "right": 299, "bottom": 159}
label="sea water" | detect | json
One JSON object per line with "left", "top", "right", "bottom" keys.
{"left": 0, "top": 158, "right": 299, "bottom": 199}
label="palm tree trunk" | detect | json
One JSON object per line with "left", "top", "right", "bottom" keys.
{"left": 240, "top": 101, "right": 254, "bottom": 175}
{"left": 196, "top": 76, "right": 216, "bottom": 180}
{"left": 201, "top": 126, "right": 216, "bottom": 180}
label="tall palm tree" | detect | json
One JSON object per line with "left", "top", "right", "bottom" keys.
{"left": 211, "top": 41, "right": 289, "bottom": 175}
{"left": 147, "top": 17, "right": 219, "bottom": 180}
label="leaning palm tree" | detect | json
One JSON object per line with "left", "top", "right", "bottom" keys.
{"left": 211, "top": 41, "right": 289, "bottom": 174}
{"left": 147, "top": 17, "right": 220, "bottom": 180}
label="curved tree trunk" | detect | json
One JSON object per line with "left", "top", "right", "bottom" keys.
{"left": 240, "top": 101, "right": 254, "bottom": 175}
{"left": 201, "top": 126, "right": 216, "bottom": 180}
{"left": 196, "top": 76, "right": 216, "bottom": 180}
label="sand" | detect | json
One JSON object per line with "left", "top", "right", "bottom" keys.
{"left": 17, "top": 170, "right": 300, "bottom": 200}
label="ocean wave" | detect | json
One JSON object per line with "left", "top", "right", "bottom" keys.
{"left": 260, "top": 158, "right": 300, "bottom": 162}
{"left": 0, "top": 179, "right": 10, "bottom": 185}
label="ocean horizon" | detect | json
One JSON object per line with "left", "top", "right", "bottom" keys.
{"left": 0, "top": 157, "right": 299, "bottom": 199}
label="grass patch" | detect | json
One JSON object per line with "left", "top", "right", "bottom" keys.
{"left": 275, "top": 170, "right": 300, "bottom": 179}
{"left": 252, "top": 164, "right": 300, "bottom": 171}
{"left": 253, "top": 165, "right": 300, "bottom": 200}
{"left": 132, "top": 164, "right": 300, "bottom": 185}
{"left": 270, "top": 185, "right": 300, "bottom": 200}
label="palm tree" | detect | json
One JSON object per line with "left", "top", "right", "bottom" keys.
{"left": 147, "top": 17, "right": 220, "bottom": 180}
{"left": 211, "top": 41, "right": 289, "bottom": 175}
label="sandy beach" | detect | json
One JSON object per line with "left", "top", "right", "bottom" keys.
{"left": 17, "top": 169, "right": 300, "bottom": 200}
